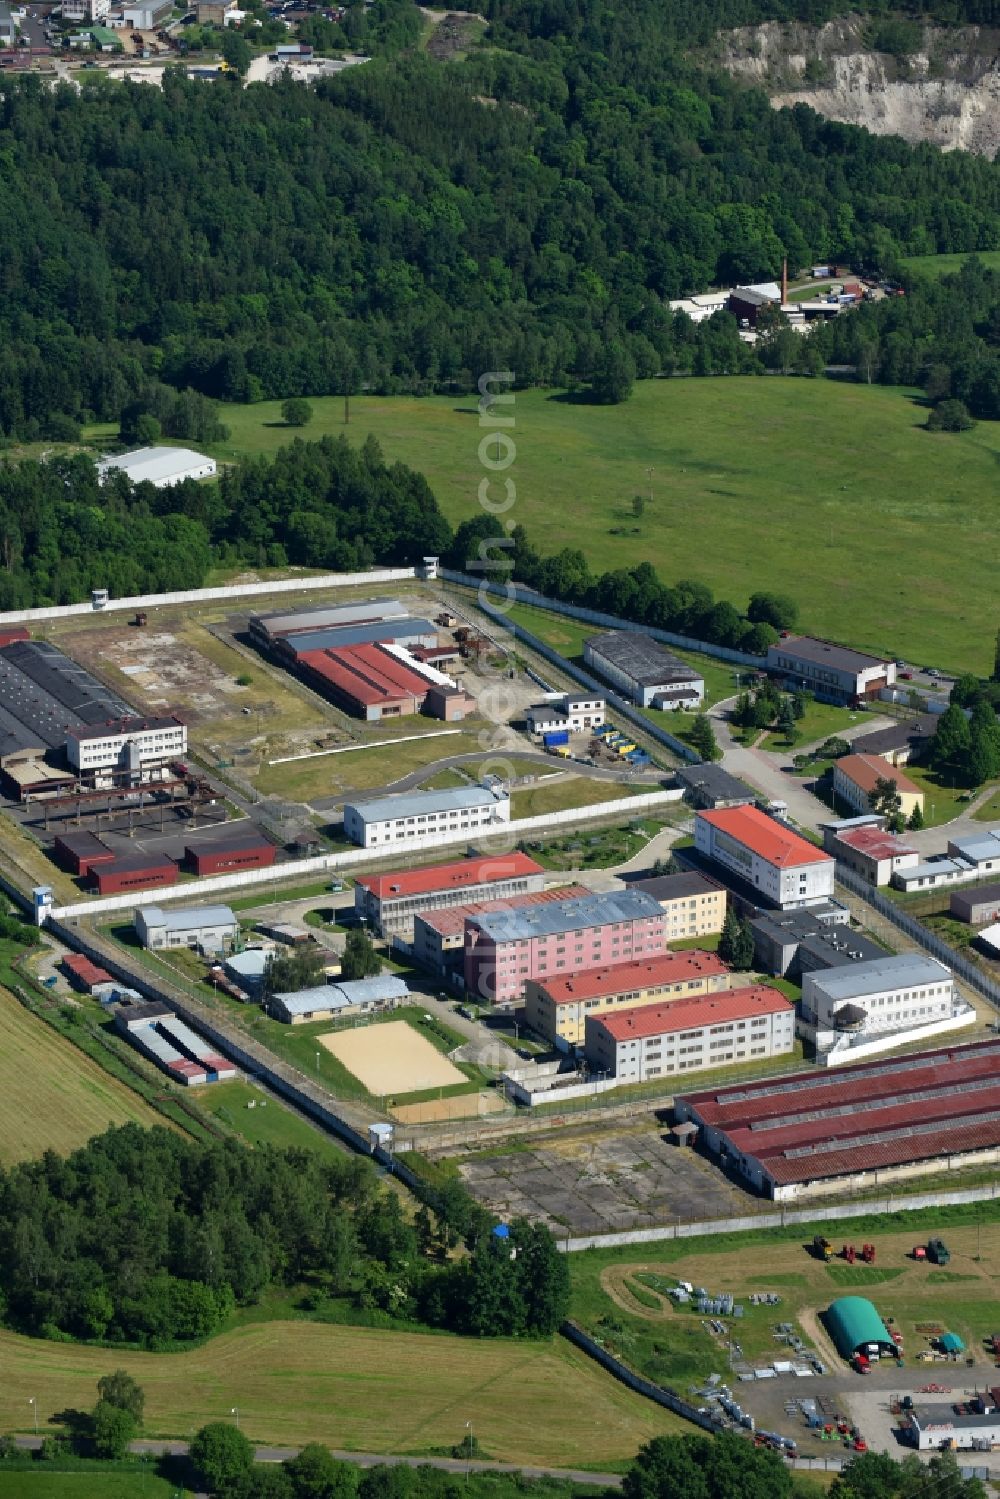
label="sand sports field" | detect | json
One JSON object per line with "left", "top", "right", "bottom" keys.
{"left": 392, "top": 1090, "right": 508, "bottom": 1124}
{"left": 319, "top": 1020, "right": 465, "bottom": 1094}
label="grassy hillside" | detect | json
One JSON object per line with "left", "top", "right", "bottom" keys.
{"left": 0, "top": 985, "right": 164, "bottom": 1165}
{"left": 0, "top": 1321, "right": 681, "bottom": 1464}
{"left": 899, "top": 250, "right": 1000, "bottom": 278}
{"left": 214, "top": 380, "right": 1000, "bottom": 676}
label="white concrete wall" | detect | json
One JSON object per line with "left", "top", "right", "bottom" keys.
{"left": 0, "top": 568, "right": 417, "bottom": 628}
{"left": 819, "top": 1007, "right": 976, "bottom": 1066}
{"left": 47, "top": 788, "right": 682, "bottom": 921}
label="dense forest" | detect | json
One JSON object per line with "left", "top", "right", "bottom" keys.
{"left": 2, "top": 0, "right": 1000, "bottom": 435}
{"left": 0, "top": 1125, "right": 569, "bottom": 1348}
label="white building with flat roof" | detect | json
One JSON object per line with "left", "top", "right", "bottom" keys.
{"left": 801, "top": 952, "right": 972, "bottom": 1061}
{"left": 97, "top": 446, "right": 217, "bottom": 489}
{"left": 66, "top": 715, "right": 187, "bottom": 783}
{"left": 343, "top": 784, "right": 511, "bottom": 849}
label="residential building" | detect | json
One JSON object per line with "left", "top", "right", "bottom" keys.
{"left": 823, "top": 822, "right": 920, "bottom": 887}
{"left": 674, "top": 1037, "right": 1000, "bottom": 1201}
{"left": 65, "top": 715, "right": 187, "bottom": 782}
{"left": 184, "top": 826, "right": 276, "bottom": 876}
{"left": 135, "top": 904, "right": 238, "bottom": 953}
{"left": 800, "top": 952, "right": 965, "bottom": 1059}
{"left": 850, "top": 713, "right": 938, "bottom": 767}
{"left": 353, "top": 851, "right": 546, "bottom": 937}
{"left": 343, "top": 784, "right": 511, "bottom": 849}
{"left": 583, "top": 630, "right": 704, "bottom": 710}
{"left": 525, "top": 948, "right": 731, "bottom": 1048}
{"left": 766, "top": 636, "right": 896, "bottom": 704}
{"left": 413, "top": 885, "right": 588, "bottom": 977}
{"left": 621, "top": 870, "right": 727, "bottom": 940}
{"left": 97, "top": 446, "right": 216, "bottom": 487}
{"left": 584, "top": 985, "right": 794, "bottom": 1084}
{"left": 525, "top": 695, "right": 606, "bottom": 735}
{"left": 749, "top": 904, "right": 882, "bottom": 980}
{"left": 695, "top": 805, "right": 835, "bottom": 909}
{"left": 950, "top": 882, "right": 1000, "bottom": 926}
{"left": 63, "top": 0, "right": 111, "bottom": 22}
{"left": 465, "top": 888, "right": 666, "bottom": 1006}
{"left": 270, "top": 974, "right": 407, "bottom": 1024}
{"left": 832, "top": 754, "right": 924, "bottom": 820}
{"left": 677, "top": 763, "right": 757, "bottom": 810}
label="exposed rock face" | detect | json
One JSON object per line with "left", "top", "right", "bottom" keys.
{"left": 719, "top": 17, "right": 1000, "bottom": 159}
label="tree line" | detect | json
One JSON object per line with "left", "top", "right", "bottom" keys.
{"left": 1, "top": 2, "right": 1000, "bottom": 436}
{"left": 0, "top": 1124, "right": 568, "bottom": 1348}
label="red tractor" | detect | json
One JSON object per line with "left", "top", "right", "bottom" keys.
{"left": 861, "top": 1243, "right": 876, "bottom": 1264}
{"left": 843, "top": 1244, "right": 856, "bottom": 1263}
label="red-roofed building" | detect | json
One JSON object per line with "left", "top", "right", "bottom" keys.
{"left": 695, "top": 805, "right": 835, "bottom": 908}
{"left": 673, "top": 1036, "right": 1000, "bottom": 1201}
{"left": 832, "top": 753, "right": 925, "bottom": 820}
{"left": 354, "top": 851, "right": 546, "bottom": 937}
{"left": 825, "top": 822, "right": 920, "bottom": 887}
{"left": 585, "top": 984, "right": 793, "bottom": 1084}
{"left": 525, "top": 949, "right": 731, "bottom": 1047}
{"left": 414, "top": 883, "right": 588, "bottom": 975}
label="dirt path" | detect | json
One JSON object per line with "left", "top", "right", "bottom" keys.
{"left": 796, "top": 1305, "right": 843, "bottom": 1371}
{"left": 599, "top": 1263, "right": 675, "bottom": 1321}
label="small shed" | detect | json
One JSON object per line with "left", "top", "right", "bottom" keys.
{"left": 940, "top": 1332, "right": 965, "bottom": 1355}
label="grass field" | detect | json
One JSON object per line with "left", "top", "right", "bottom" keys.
{"left": 759, "top": 700, "right": 862, "bottom": 754}
{"left": 0, "top": 1322, "right": 681, "bottom": 1464}
{"left": 899, "top": 250, "right": 1000, "bottom": 279}
{"left": 0, "top": 1475, "right": 181, "bottom": 1498}
{"left": 569, "top": 1218, "right": 1000, "bottom": 1395}
{"left": 214, "top": 381, "right": 1000, "bottom": 675}
{"left": 254, "top": 731, "right": 481, "bottom": 801}
{"left": 0, "top": 984, "right": 164, "bottom": 1166}
{"left": 511, "top": 776, "right": 641, "bottom": 819}
{"left": 199, "top": 1079, "right": 347, "bottom": 1160}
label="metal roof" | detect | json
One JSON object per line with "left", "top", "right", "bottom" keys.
{"left": 97, "top": 446, "right": 214, "bottom": 484}
{"left": 273, "top": 974, "right": 408, "bottom": 1016}
{"left": 285, "top": 619, "right": 437, "bottom": 654}
{"left": 851, "top": 714, "right": 938, "bottom": 757}
{"left": 139, "top": 904, "right": 237, "bottom": 932}
{"left": 467, "top": 888, "right": 662, "bottom": 943}
{"left": 768, "top": 635, "right": 892, "bottom": 675}
{"left": 623, "top": 871, "right": 724, "bottom": 903}
{"left": 252, "top": 598, "right": 407, "bottom": 638}
{"left": 750, "top": 903, "right": 849, "bottom": 948}
{"left": 224, "top": 948, "right": 272, "bottom": 979}
{"left": 805, "top": 953, "right": 951, "bottom": 1003}
{"left": 949, "top": 830, "right": 1000, "bottom": 864}
{"left": 825, "top": 1297, "right": 893, "bottom": 1357}
{"left": 585, "top": 630, "right": 704, "bottom": 688}
{"left": 832, "top": 826, "right": 918, "bottom": 861}
{"left": 346, "top": 784, "right": 505, "bottom": 825}
{"left": 0, "top": 639, "right": 132, "bottom": 750}
{"left": 677, "top": 763, "right": 757, "bottom": 804}
{"left": 417, "top": 884, "right": 588, "bottom": 939}
{"left": 66, "top": 714, "right": 184, "bottom": 743}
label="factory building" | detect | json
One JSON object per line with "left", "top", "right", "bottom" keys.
{"left": 184, "top": 825, "right": 276, "bottom": 876}
{"left": 525, "top": 948, "right": 731, "bottom": 1048}
{"left": 464, "top": 888, "right": 666, "bottom": 1007}
{"left": 584, "top": 985, "right": 794, "bottom": 1083}
{"left": 354, "top": 851, "right": 546, "bottom": 937}
{"left": 621, "top": 870, "right": 727, "bottom": 940}
{"left": 0, "top": 637, "right": 133, "bottom": 791}
{"left": 800, "top": 952, "right": 966, "bottom": 1059}
{"left": 695, "top": 805, "right": 835, "bottom": 909}
{"left": 905, "top": 1389, "right": 1000, "bottom": 1452}
{"left": 583, "top": 630, "right": 704, "bottom": 709}
{"left": 92, "top": 851, "right": 178, "bottom": 895}
{"left": 765, "top": 636, "right": 896, "bottom": 704}
{"left": 414, "top": 884, "right": 588, "bottom": 978}
{"left": 97, "top": 446, "right": 217, "bottom": 488}
{"left": 296, "top": 640, "right": 441, "bottom": 722}
{"left": 269, "top": 973, "right": 408, "bottom": 1025}
{"left": 673, "top": 1037, "right": 1000, "bottom": 1200}
{"left": 343, "top": 784, "right": 511, "bottom": 849}
{"left": 248, "top": 598, "right": 408, "bottom": 648}
{"left": 135, "top": 904, "right": 238, "bottom": 953}
{"left": 53, "top": 831, "right": 117, "bottom": 878}
{"left": 66, "top": 715, "right": 187, "bottom": 784}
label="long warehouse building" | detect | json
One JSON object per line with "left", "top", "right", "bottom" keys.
{"left": 673, "top": 1037, "right": 1000, "bottom": 1201}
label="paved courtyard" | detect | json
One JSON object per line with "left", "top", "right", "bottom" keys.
{"left": 454, "top": 1123, "right": 759, "bottom": 1236}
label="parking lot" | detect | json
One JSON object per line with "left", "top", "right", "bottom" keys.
{"left": 454, "top": 1122, "right": 759, "bottom": 1235}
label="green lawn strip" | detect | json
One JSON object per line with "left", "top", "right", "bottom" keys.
{"left": 896, "top": 762, "right": 981, "bottom": 827}
{"left": 253, "top": 731, "right": 481, "bottom": 799}
{"left": 824, "top": 1265, "right": 904, "bottom": 1286}
{"left": 899, "top": 250, "right": 1000, "bottom": 278}
{"left": 200, "top": 1079, "right": 347, "bottom": 1160}
{"left": 973, "top": 789, "right": 1000, "bottom": 822}
{"left": 511, "top": 778, "right": 642, "bottom": 819}
{"left": 0, "top": 1469, "right": 182, "bottom": 1498}
{"left": 760, "top": 700, "right": 865, "bottom": 754}
{"left": 211, "top": 382, "right": 1000, "bottom": 676}
{"left": 670, "top": 933, "right": 722, "bottom": 952}
{"left": 521, "top": 816, "right": 671, "bottom": 871}
{"left": 227, "top": 878, "right": 347, "bottom": 913}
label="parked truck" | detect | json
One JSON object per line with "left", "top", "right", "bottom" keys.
{"left": 927, "top": 1238, "right": 951, "bottom": 1266}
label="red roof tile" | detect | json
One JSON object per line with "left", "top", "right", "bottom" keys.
{"left": 592, "top": 984, "right": 789, "bottom": 1041}
{"left": 418, "top": 883, "right": 588, "bottom": 937}
{"left": 542, "top": 950, "right": 729, "bottom": 1006}
{"left": 698, "top": 805, "right": 832, "bottom": 867}
{"left": 834, "top": 754, "right": 922, "bottom": 799}
{"left": 834, "top": 826, "right": 918, "bottom": 860}
{"left": 357, "top": 852, "right": 544, "bottom": 902}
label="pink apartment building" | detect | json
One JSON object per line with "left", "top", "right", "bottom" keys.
{"left": 464, "top": 888, "right": 667, "bottom": 1005}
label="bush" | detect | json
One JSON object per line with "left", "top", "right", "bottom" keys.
{"left": 281, "top": 398, "right": 313, "bottom": 427}
{"left": 927, "top": 399, "right": 975, "bottom": 432}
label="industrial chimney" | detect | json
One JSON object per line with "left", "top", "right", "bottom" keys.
{"left": 781, "top": 256, "right": 788, "bottom": 306}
